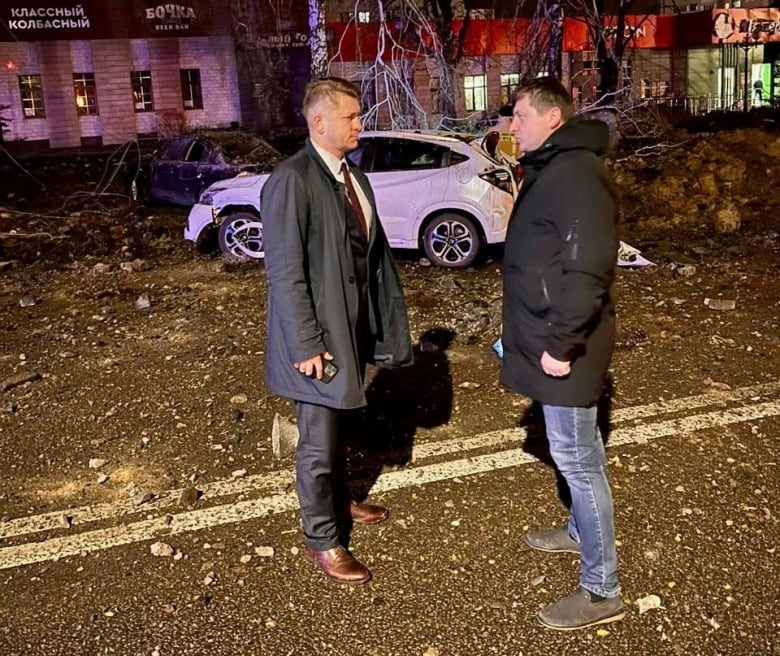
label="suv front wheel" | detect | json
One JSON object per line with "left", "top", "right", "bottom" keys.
{"left": 217, "top": 211, "right": 265, "bottom": 261}
{"left": 422, "top": 213, "right": 482, "bottom": 268}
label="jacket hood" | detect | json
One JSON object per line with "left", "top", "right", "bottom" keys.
{"left": 522, "top": 117, "right": 611, "bottom": 166}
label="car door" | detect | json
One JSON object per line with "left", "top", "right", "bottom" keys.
{"left": 176, "top": 138, "right": 212, "bottom": 206}
{"left": 148, "top": 137, "right": 190, "bottom": 204}
{"left": 358, "top": 137, "right": 447, "bottom": 247}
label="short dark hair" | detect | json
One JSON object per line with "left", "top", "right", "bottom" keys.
{"left": 303, "top": 77, "right": 360, "bottom": 120}
{"left": 514, "top": 77, "right": 575, "bottom": 121}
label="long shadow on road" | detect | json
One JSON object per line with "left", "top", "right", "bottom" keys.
{"left": 338, "top": 328, "right": 455, "bottom": 542}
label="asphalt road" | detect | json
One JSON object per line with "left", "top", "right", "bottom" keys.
{"left": 2, "top": 381, "right": 778, "bottom": 656}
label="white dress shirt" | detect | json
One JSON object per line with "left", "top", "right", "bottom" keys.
{"left": 311, "top": 140, "right": 373, "bottom": 234}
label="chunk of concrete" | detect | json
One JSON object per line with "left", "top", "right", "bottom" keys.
{"left": 271, "top": 413, "right": 299, "bottom": 459}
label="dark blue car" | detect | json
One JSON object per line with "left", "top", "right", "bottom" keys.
{"left": 132, "top": 133, "right": 277, "bottom": 207}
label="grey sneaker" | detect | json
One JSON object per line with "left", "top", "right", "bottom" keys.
{"left": 538, "top": 587, "right": 625, "bottom": 631}
{"left": 524, "top": 527, "right": 581, "bottom": 554}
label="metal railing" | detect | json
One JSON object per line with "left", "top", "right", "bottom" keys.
{"left": 644, "top": 93, "right": 775, "bottom": 114}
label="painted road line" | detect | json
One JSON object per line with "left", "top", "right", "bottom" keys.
{"left": 610, "top": 380, "right": 780, "bottom": 422}
{"left": 2, "top": 382, "right": 779, "bottom": 541}
{"left": 0, "top": 469, "right": 295, "bottom": 541}
{"left": 1, "top": 399, "right": 778, "bottom": 571}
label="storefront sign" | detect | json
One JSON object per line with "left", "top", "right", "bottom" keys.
{"left": 712, "top": 9, "right": 780, "bottom": 43}
{"left": 144, "top": 3, "right": 197, "bottom": 32}
{"left": 7, "top": 4, "right": 91, "bottom": 32}
{"left": 0, "top": 0, "right": 226, "bottom": 40}
{"left": 258, "top": 32, "right": 309, "bottom": 48}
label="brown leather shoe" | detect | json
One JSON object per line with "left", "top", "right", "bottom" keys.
{"left": 304, "top": 545, "right": 371, "bottom": 585}
{"left": 348, "top": 500, "right": 389, "bottom": 524}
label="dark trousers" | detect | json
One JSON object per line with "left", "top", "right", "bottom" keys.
{"left": 294, "top": 401, "right": 351, "bottom": 551}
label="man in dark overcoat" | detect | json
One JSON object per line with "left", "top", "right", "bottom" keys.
{"left": 501, "top": 77, "right": 624, "bottom": 629}
{"left": 261, "top": 78, "right": 413, "bottom": 585}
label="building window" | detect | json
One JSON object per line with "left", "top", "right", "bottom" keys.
{"left": 582, "top": 51, "right": 601, "bottom": 71}
{"left": 358, "top": 10, "right": 370, "bottom": 22}
{"left": 73, "top": 73, "right": 98, "bottom": 115}
{"left": 19, "top": 75, "right": 45, "bottom": 118}
{"left": 499, "top": 73, "right": 520, "bottom": 105}
{"left": 180, "top": 69, "right": 203, "bottom": 110}
{"left": 464, "top": 74, "right": 487, "bottom": 112}
{"left": 131, "top": 70, "right": 153, "bottom": 112}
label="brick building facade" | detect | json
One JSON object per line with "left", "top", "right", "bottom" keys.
{"left": 0, "top": 1, "right": 240, "bottom": 147}
{"left": 1, "top": 2, "right": 778, "bottom": 146}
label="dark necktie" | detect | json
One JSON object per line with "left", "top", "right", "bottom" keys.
{"left": 340, "top": 162, "right": 368, "bottom": 238}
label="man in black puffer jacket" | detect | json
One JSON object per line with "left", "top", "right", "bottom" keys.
{"left": 501, "top": 77, "right": 624, "bottom": 630}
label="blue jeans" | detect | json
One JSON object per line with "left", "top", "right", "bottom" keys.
{"left": 542, "top": 404, "right": 621, "bottom": 598}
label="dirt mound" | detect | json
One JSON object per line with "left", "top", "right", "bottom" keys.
{"left": 611, "top": 128, "right": 778, "bottom": 235}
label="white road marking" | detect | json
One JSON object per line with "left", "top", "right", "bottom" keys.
{"left": 609, "top": 380, "right": 780, "bottom": 422}
{"left": 0, "top": 394, "right": 777, "bottom": 571}
{"left": 3, "top": 381, "right": 777, "bottom": 541}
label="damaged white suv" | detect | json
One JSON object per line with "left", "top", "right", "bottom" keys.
{"left": 184, "top": 130, "right": 518, "bottom": 268}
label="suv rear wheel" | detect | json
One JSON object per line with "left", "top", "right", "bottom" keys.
{"left": 217, "top": 211, "right": 264, "bottom": 261}
{"left": 422, "top": 213, "right": 482, "bottom": 268}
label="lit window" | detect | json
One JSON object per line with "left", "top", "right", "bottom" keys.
{"left": 180, "top": 69, "right": 203, "bottom": 110}
{"left": 73, "top": 73, "right": 98, "bottom": 115}
{"left": 499, "top": 73, "right": 520, "bottom": 105}
{"left": 582, "top": 51, "right": 600, "bottom": 71}
{"left": 19, "top": 74, "right": 45, "bottom": 118}
{"left": 358, "top": 11, "right": 370, "bottom": 23}
{"left": 464, "top": 74, "right": 486, "bottom": 112}
{"left": 131, "top": 70, "right": 153, "bottom": 112}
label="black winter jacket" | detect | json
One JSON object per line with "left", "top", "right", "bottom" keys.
{"left": 262, "top": 140, "right": 413, "bottom": 410}
{"left": 500, "top": 118, "right": 618, "bottom": 407}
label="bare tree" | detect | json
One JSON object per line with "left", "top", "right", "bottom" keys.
{"left": 565, "top": 0, "right": 657, "bottom": 103}
{"left": 328, "top": 0, "right": 473, "bottom": 129}
{"left": 309, "top": 0, "right": 329, "bottom": 78}
{"left": 508, "top": 0, "right": 564, "bottom": 81}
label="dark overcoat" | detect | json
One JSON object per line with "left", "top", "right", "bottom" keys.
{"left": 500, "top": 118, "right": 618, "bottom": 407}
{"left": 262, "top": 140, "right": 413, "bottom": 410}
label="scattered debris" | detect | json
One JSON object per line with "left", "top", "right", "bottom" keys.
{"left": 119, "top": 259, "right": 145, "bottom": 273}
{"left": 131, "top": 489, "right": 155, "bottom": 506}
{"left": 135, "top": 294, "right": 151, "bottom": 310}
{"left": 254, "top": 546, "right": 275, "bottom": 558}
{"left": 271, "top": 413, "right": 299, "bottom": 459}
{"left": 662, "top": 259, "right": 697, "bottom": 278}
{"left": 636, "top": 594, "right": 664, "bottom": 615}
{"left": 150, "top": 541, "right": 175, "bottom": 557}
{"left": 705, "top": 298, "right": 736, "bottom": 311}
{"left": 1, "top": 372, "right": 42, "bottom": 393}
{"left": 618, "top": 241, "right": 655, "bottom": 268}
{"left": 713, "top": 202, "right": 741, "bottom": 234}
{"left": 704, "top": 377, "right": 732, "bottom": 390}
{"left": 180, "top": 486, "right": 202, "bottom": 509}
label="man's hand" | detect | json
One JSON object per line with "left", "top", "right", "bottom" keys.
{"left": 293, "top": 352, "right": 334, "bottom": 380}
{"left": 541, "top": 351, "right": 571, "bottom": 377}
